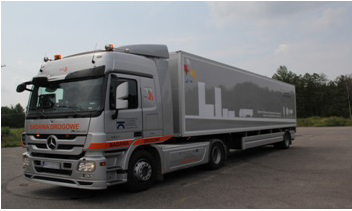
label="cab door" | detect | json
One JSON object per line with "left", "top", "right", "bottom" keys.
{"left": 104, "top": 73, "right": 142, "bottom": 142}
{"left": 140, "top": 77, "right": 163, "bottom": 138}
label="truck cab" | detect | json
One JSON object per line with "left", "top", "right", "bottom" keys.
{"left": 17, "top": 44, "right": 175, "bottom": 190}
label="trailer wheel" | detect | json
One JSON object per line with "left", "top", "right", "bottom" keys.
{"left": 274, "top": 132, "right": 291, "bottom": 149}
{"left": 126, "top": 150, "right": 156, "bottom": 192}
{"left": 206, "top": 142, "right": 225, "bottom": 170}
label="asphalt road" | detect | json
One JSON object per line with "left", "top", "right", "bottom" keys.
{"left": 1, "top": 127, "right": 351, "bottom": 208}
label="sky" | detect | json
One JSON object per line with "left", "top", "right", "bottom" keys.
{"left": 1, "top": 1, "right": 351, "bottom": 108}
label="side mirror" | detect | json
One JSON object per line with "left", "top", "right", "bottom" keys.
{"left": 16, "top": 81, "right": 32, "bottom": 93}
{"left": 16, "top": 84, "right": 26, "bottom": 93}
{"left": 115, "top": 82, "right": 129, "bottom": 109}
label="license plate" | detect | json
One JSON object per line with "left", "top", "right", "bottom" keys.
{"left": 43, "top": 161, "right": 60, "bottom": 169}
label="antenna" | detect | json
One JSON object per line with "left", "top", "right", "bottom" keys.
{"left": 92, "top": 43, "right": 98, "bottom": 64}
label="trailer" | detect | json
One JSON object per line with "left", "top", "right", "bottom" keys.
{"left": 17, "top": 44, "right": 296, "bottom": 192}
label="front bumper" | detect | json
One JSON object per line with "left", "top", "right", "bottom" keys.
{"left": 23, "top": 152, "right": 127, "bottom": 190}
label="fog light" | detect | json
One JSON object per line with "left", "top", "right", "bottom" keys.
{"left": 78, "top": 161, "right": 96, "bottom": 172}
{"left": 23, "top": 155, "right": 30, "bottom": 167}
{"left": 83, "top": 174, "right": 93, "bottom": 178}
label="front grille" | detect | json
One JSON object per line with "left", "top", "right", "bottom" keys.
{"left": 28, "top": 143, "right": 83, "bottom": 150}
{"left": 63, "top": 163, "right": 72, "bottom": 168}
{"left": 57, "top": 145, "right": 83, "bottom": 150}
{"left": 29, "top": 134, "right": 83, "bottom": 140}
{"left": 35, "top": 167, "right": 72, "bottom": 176}
{"left": 30, "top": 143, "right": 47, "bottom": 149}
{"left": 31, "top": 152, "right": 85, "bottom": 160}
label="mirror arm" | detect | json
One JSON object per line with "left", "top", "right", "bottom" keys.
{"left": 111, "top": 109, "right": 119, "bottom": 120}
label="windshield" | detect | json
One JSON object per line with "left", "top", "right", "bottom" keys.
{"left": 28, "top": 77, "right": 104, "bottom": 117}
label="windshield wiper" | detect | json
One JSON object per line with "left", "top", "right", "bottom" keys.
{"left": 29, "top": 108, "right": 47, "bottom": 118}
{"left": 56, "top": 105, "right": 81, "bottom": 117}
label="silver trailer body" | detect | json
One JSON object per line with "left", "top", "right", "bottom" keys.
{"left": 169, "top": 51, "right": 296, "bottom": 137}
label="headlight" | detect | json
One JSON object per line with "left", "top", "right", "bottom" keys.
{"left": 23, "top": 155, "right": 30, "bottom": 167}
{"left": 78, "top": 161, "right": 96, "bottom": 172}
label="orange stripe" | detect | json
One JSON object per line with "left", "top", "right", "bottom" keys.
{"left": 133, "top": 135, "right": 173, "bottom": 145}
{"left": 87, "top": 135, "right": 173, "bottom": 150}
{"left": 88, "top": 140, "right": 133, "bottom": 150}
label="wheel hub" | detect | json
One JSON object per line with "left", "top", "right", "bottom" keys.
{"left": 285, "top": 134, "right": 290, "bottom": 146}
{"left": 133, "top": 160, "right": 152, "bottom": 183}
{"left": 212, "top": 146, "right": 221, "bottom": 164}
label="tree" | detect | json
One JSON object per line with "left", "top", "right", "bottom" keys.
{"left": 346, "top": 76, "right": 352, "bottom": 119}
{"left": 333, "top": 75, "right": 351, "bottom": 118}
{"left": 1, "top": 103, "right": 25, "bottom": 128}
{"left": 272, "top": 66, "right": 351, "bottom": 119}
{"left": 272, "top": 66, "right": 298, "bottom": 84}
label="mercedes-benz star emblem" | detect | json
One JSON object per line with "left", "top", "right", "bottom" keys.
{"left": 47, "top": 136, "right": 57, "bottom": 150}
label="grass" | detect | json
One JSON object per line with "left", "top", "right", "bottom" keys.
{"left": 298, "top": 116, "right": 352, "bottom": 127}
{"left": 1, "top": 127, "right": 24, "bottom": 147}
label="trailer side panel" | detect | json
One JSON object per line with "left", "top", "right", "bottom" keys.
{"left": 169, "top": 51, "right": 296, "bottom": 137}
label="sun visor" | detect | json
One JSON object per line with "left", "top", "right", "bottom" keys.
{"left": 116, "top": 44, "right": 169, "bottom": 59}
{"left": 65, "top": 65, "right": 105, "bottom": 80}
{"left": 32, "top": 76, "right": 49, "bottom": 86}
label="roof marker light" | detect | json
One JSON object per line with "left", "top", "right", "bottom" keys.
{"left": 105, "top": 44, "right": 114, "bottom": 51}
{"left": 54, "top": 55, "right": 62, "bottom": 60}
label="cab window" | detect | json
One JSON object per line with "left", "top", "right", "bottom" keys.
{"left": 110, "top": 75, "right": 138, "bottom": 110}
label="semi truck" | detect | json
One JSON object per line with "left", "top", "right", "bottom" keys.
{"left": 17, "top": 44, "right": 296, "bottom": 192}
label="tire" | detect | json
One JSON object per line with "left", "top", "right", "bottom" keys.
{"left": 126, "top": 150, "right": 156, "bottom": 192}
{"left": 206, "top": 142, "right": 225, "bottom": 170}
{"left": 274, "top": 132, "right": 291, "bottom": 149}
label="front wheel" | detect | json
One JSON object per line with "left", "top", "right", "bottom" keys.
{"left": 206, "top": 142, "right": 226, "bottom": 170}
{"left": 126, "top": 150, "right": 156, "bottom": 192}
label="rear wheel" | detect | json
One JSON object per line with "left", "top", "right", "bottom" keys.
{"left": 274, "top": 132, "right": 291, "bottom": 149}
{"left": 206, "top": 142, "right": 225, "bottom": 170}
{"left": 126, "top": 150, "right": 156, "bottom": 192}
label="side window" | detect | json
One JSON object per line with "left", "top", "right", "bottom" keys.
{"left": 110, "top": 75, "right": 138, "bottom": 110}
